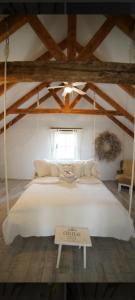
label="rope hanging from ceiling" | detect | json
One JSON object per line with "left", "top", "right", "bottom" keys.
{"left": 92, "top": 91, "right": 96, "bottom": 160}
{"left": 129, "top": 91, "right": 135, "bottom": 215}
{"left": 3, "top": 22, "right": 10, "bottom": 215}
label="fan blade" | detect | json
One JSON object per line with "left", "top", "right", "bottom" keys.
{"left": 72, "top": 87, "right": 86, "bottom": 95}
{"left": 62, "top": 90, "right": 67, "bottom": 97}
{"left": 48, "top": 86, "right": 64, "bottom": 89}
{"left": 72, "top": 82, "right": 86, "bottom": 87}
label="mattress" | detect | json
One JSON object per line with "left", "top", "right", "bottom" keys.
{"left": 2, "top": 177, "right": 135, "bottom": 244}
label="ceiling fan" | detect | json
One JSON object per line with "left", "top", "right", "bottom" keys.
{"left": 48, "top": 82, "right": 86, "bottom": 97}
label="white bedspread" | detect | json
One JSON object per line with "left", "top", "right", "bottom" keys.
{"left": 2, "top": 177, "right": 135, "bottom": 244}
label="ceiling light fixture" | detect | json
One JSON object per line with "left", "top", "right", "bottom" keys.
{"left": 64, "top": 86, "right": 73, "bottom": 94}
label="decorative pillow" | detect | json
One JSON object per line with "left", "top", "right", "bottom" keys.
{"left": 59, "top": 164, "right": 73, "bottom": 176}
{"left": 34, "top": 160, "right": 50, "bottom": 177}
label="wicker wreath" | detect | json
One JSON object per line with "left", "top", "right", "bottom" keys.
{"left": 95, "top": 131, "right": 121, "bottom": 161}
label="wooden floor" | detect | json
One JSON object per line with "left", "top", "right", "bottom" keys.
{"left": 0, "top": 179, "right": 135, "bottom": 282}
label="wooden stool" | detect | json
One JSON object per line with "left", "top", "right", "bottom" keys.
{"left": 54, "top": 226, "right": 92, "bottom": 269}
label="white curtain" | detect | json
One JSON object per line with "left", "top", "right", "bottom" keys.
{"left": 50, "top": 129, "right": 60, "bottom": 160}
{"left": 73, "top": 129, "right": 82, "bottom": 160}
{"left": 50, "top": 129, "right": 82, "bottom": 160}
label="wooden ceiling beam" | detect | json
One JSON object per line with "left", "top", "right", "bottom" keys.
{"left": 70, "top": 84, "right": 89, "bottom": 108}
{"left": 77, "top": 16, "right": 115, "bottom": 61}
{"left": 0, "top": 82, "right": 49, "bottom": 121}
{"left": 109, "top": 115, "right": 134, "bottom": 138}
{"left": 65, "top": 94, "right": 70, "bottom": 110}
{"left": 0, "top": 91, "right": 54, "bottom": 135}
{"left": 67, "top": 15, "right": 76, "bottom": 60}
{"left": 76, "top": 41, "right": 135, "bottom": 98}
{"left": 83, "top": 93, "right": 134, "bottom": 138}
{"left": 70, "top": 109, "right": 122, "bottom": 116}
{"left": 0, "top": 38, "right": 67, "bottom": 99}
{"left": 9, "top": 108, "right": 123, "bottom": 116}
{"left": 0, "top": 15, "right": 28, "bottom": 97}
{"left": 0, "top": 15, "right": 28, "bottom": 43}
{"left": 0, "top": 83, "right": 15, "bottom": 97}
{"left": 88, "top": 82, "right": 134, "bottom": 124}
{"left": 28, "top": 16, "right": 66, "bottom": 61}
{"left": 0, "top": 91, "right": 133, "bottom": 138}
{"left": 1, "top": 61, "right": 135, "bottom": 84}
{"left": 110, "top": 15, "right": 135, "bottom": 40}
{"left": 89, "top": 52, "right": 135, "bottom": 98}
{"left": 37, "top": 38, "right": 67, "bottom": 61}
{"left": 91, "top": 53, "right": 135, "bottom": 98}
{"left": 118, "top": 83, "right": 135, "bottom": 98}
{"left": 48, "top": 89, "right": 65, "bottom": 108}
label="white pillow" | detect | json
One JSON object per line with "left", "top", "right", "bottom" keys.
{"left": 91, "top": 162, "right": 100, "bottom": 178}
{"left": 34, "top": 160, "right": 50, "bottom": 177}
{"left": 72, "top": 162, "right": 82, "bottom": 178}
{"left": 83, "top": 159, "right": 95, "bottom": 177}
{"left": 49, "top": 162, "right": 59, "bottom": 177}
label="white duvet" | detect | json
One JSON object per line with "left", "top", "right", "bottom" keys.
{"left": 2, "top": 177, "right": 135, "bottom": 244}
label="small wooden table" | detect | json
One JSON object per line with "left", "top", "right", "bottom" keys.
{"left": 54, "top": 226, "right": 92, "bottom": 269}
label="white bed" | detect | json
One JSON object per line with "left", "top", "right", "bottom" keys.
{"left": 2, "top": 176, "right": 135, "bottom": 244}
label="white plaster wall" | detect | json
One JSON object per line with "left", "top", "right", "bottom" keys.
{"left": 0, "top": 114, "right": 133, "bottom": 180}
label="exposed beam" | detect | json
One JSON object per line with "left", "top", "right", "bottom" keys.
{"left": 0, "top": 15, "right": 28, "bottom": 43}
{"left": 65, "top": 94, "right": 70, "bottom": 110}
{"left": 37, "top": 39, "right": 67, "bottom": 61}
{"left": 67, "top": 15, "right": 76, "bottom": 60}
{"left": 9, "top": 108, "right": 123, "bottom": 116}
{"left": 28, "top": 16, "right": 66, "bottom": 61}
{"left": 118, "top": 84, "right": 135, "bottom": 98}
{"left": 90, "top": 53, "right": 135, "bottom": 99}
{"left": 0, "top": 39, "right": 68, "bottom": 122}
{"left": 71, "top": 88, "right": 133, "bottom": 138}
{"left": 0, "top": 91, "right": 53, "bottom": 135}
{"left": 70, "top": 84, "right": 89, "bottom": 108}
{"left": 77, "top": 16, "right": 115, "bottom": 61}
{"left": 70, "top": 109, "right": 122, "bottom": 116}
{"left": 108, "top": 115, "right": 134, "bottom": 138}
{"left": 76, "top": 41, "right": 135, "bottom": 99}
{"left": 0, "top": 38, "right": 67, "bottom": 99}
{"left": 48, "top": 89, "right": 65, "bottom": 108}
{"left": 0, "top": 82, "right": 49, "bottom": 121}
{"left": 0, "top": 93, "right": 133, "bottom": 138}
{"left": 88, "top": 82, "right": 134, "bottom": 124}
{"left": 111, "top": 15, "right": 135, "bottom": 40}
{"left": 83, "top": 94, "right": 134, "bottom": 138}
{"left": 1, "top": 61, "right": 135, "bottom": 84}
{"left": 0, "top": 114, "right": 25, "bottom": 135}
{"left": 0, "top": 15, "right": 28, "bottom": 97}
{"left": 0, "top": 83, "right": 15, "bottom": 97}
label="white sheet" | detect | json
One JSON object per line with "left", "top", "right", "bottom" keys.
{"left": 2, "top": 177, "right": 135, "bottom": 244}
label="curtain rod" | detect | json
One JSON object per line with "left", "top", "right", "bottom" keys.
{"left": 50, "top": 127, "right": 82, "bottom": 131}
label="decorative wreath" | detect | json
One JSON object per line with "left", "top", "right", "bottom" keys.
{"left": 95, "top": 131, "right": 121, "bottom": 161}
